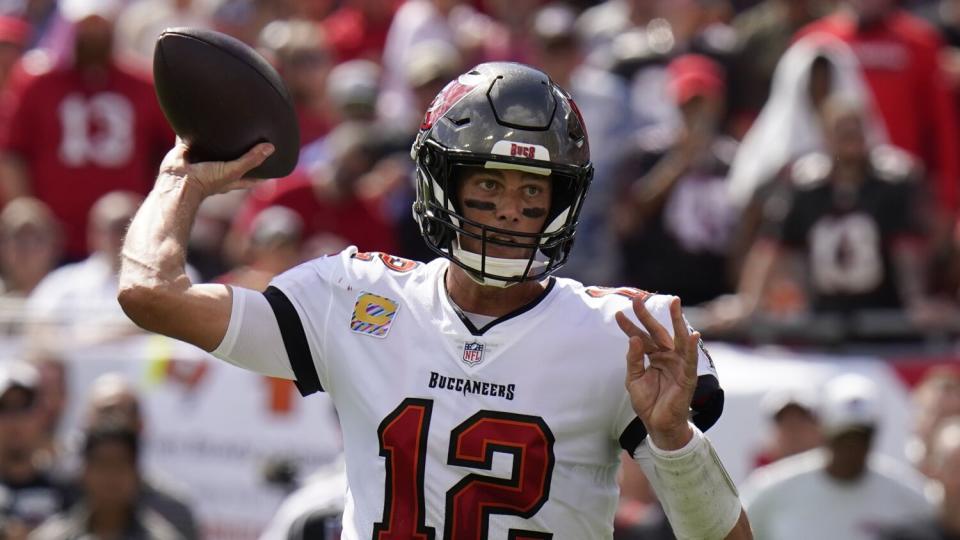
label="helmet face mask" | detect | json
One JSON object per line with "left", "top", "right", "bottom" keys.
{"left": 411, "top": 62, "right": 593, "bottom": 286}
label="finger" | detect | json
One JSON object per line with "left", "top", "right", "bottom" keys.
{"left": 223, "top": 143, "right": 275, "bottom": 178}
{"left": 615, "top": 311, "right": 660, "bottom": 352}
{"left": 633, "top": 297, "right": 673, "bottom": 351}
{"left": 685, "top": 332, "right": 702, "bottom": 379}
{"left": 646, "top": 352, "right": 696, "bottom": 394}
{"left": 625, "top": 336, "right": 647, "bottom": 381}
{"left": 669, "top": 297, "right": 690, "bottom": 354}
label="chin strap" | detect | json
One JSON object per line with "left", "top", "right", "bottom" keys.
{"left": 451, "top": 239, "right": 546, "bottom": 288}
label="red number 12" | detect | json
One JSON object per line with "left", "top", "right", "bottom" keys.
{"left": 374, "top": 398, "right": 555, "bottom": 540}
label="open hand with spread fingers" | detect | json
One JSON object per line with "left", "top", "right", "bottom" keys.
{"left": 615, "top": 296, "right": 702, "bottom": 451}
{"left": 158, "top": 137, "right": 275, "bottom": 198}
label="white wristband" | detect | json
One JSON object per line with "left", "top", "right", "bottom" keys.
{"left": 633, "top": 425, "right": 742, "bottom": 540}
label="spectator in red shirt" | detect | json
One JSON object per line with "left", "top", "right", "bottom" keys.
{"left": 796, "top": 0, "right": 960, "bottom": 222}
{"left": 321, "top": 0, "right": 400, "bottom": 62}
{"left": 232, "top": 122, "right": 399, "bottom": 259}
{"left": 0, "top": 0, "right": 173, "bottom": 259}
{"left": 0, "top": 16, "right": 29, "bottom": 95}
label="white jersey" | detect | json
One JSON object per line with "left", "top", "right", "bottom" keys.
{"left": 214, "top": 247, "right": 720, "bottom": 540}
{"left": 741, "top": 449, "right": 933, "bottom": 540}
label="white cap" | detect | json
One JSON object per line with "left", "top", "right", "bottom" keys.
{"left": 0, "top": 362, "right": 38, "bottom": 398}
{"left": 60, "top": 0, "right": 122, "bottom": 23}
{"left": 820, "top": 374, "right": 880, "bottom": 437}
{"left": 760, "top": 386, "right": 819, "bottom": 419}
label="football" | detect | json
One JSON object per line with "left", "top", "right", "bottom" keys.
{"left": 153, "top": 27, "right": 300, "bottom": 179}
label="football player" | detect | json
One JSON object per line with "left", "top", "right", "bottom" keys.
{"left": 118, "top": 62, "right": 751, "bottom": 539}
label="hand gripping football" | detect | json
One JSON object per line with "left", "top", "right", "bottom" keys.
{"left": 153, "top": 27, "right": 300, "bottom": 179}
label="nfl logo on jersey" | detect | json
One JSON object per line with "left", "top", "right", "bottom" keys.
{"left": 462, "top": 342, "right": 484, "bottom": 366}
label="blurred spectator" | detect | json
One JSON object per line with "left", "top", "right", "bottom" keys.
{"left": 234, "top": 123, "right": 399, "bottom": 259}
{"left": 215, "top": 205, "right": 303, "bottom": 291}
{"left": 379, "top": 0, "right": 492, "bottom": 127}
{"left": 530, "top": 3, "right": 633, "bottom": 285}
{"left": 82, "top": 373, "right": 198, "bottom": 540}
{"left": 115, "top": 0, "right": 209, "bottom": 65}
{"left": 922, "top": 0, "right": 960, "bottom": 94}
{"left": 0, "top": 362, "right": 68, "bottom": 539}
{"left": 186, "top": 190, "right": 248, "bottom": 282}
{"left": 712, "top": 98, "right": 938, "bottom": 326}
{"left": 753, "top": 387, "right": 823, "bottom": 469}
{"left": 29, "top": 355, "right": 67, "bottom": 474}
{"left": 25, "top": 191, "right": 147, "bottom": 348}
{"left": 727, "top": 33, "right": 884, "bottom": 213}
{"left": 614, "top": 54, "right": 737, "bottom": 304}
{"left": 725, "top": 33, "right": 886, "bottom": 285}
{"left": 0, "top": 16, "right": 30, "bottom": 94}
{"left": 730, "top": 0, "right": 831, "bottom": 132}
{"left": 480, "top": 0, "right": 542, "bottom": 62}
{"left": 0, "top": 198, "right": 61, "bottom": 298}
{"left": 0, "top": 0, "right": 173, "bottom": 259}
{"left": 320, "top": 0, "right": 399, "bottom": 62}
{"left": 907, "top": 367, "right": 960, "bottom": 475}
{"left": 285, "top": 0, "right": 337, "bottom": 22}
{"left": 395, "top": 39, "right": 463, "bottom": 133}
{"left": 743, "top": 374, "right": 933, "bottom": 540}
{"left": 881, "top": 416, "right": 960, "bottom": 540}
{"left": 258, "top": 19, "right": 333, "bottom": 146}
{"left": 31, "top": 422, "right": 182, "bottom": 540}
{"left": 324, "top": 59, "right": 380, "bottom": 126}
{"left": 258, "top": 457, "right": 345, "bottom": 540}
{"left": 797, "top": 0, "right": 960, "bottom": 222}
{"left": 575, "top": 0, "right": 662, "bottom": 56}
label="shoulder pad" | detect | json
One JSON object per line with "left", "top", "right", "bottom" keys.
{"left": 584, "top": 286, "right": 653, "bottom": 303}
{"left": 790, "top": 153, "right": 832, "bottom": 189}
{"left": 869, "top": 145, "right": 917, "bottom": 183}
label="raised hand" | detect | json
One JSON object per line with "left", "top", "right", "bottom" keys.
{"left": 158, "top": 138, "right": 275, "bottom": 197}
{"left": 614, "top": 296, "right": 701, "bottom": 450}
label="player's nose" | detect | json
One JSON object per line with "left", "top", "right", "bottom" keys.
{"left": 495, "top": 192, "right": 524, "bottom": 223}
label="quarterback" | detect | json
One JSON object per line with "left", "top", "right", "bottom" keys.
{"left": 118, "top": 62, "right": 751, "bottom": 539}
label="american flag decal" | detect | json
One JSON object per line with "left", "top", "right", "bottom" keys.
{"left": 462, "top": 342, "right": 484, "bottom": 366}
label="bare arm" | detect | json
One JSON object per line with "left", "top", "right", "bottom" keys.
{"left": 725, "top": 510, "right": 753, "bottom": 540}
{"left": 117, "top": 140, "right": 274, "bottom": 351}
{"left": 0, "top": 152, "right": 29, "bottom": 201}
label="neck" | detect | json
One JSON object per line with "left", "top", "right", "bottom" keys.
{"left": 825, "top": 454, "right": 866, "bottom": 481}
{"left": 88, "top": 504, "right": 133, "bottom": 538}
{"left": 445, "top": 264, "right": 546, "bottom": 317}
{"left": 942, "top": 493, "right": 960, "bottom": 533}
{"left": 0, "top": 455, "right": 35, "bottom": 483}
{"left": 834, "top": 160, "right": 865, "bottom": 185}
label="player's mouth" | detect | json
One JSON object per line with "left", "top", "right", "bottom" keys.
{"left": 488, "top": 233, "right": 516, "bottom": 244}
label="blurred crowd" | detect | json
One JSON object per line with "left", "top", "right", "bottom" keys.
{"left": 0, "top": 0, "right": 954, "bottom": 346}
{"left": 0, "top": 0, "right": 953, "bottom": 537}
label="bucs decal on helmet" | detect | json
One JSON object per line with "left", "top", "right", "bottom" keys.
{"left": 419, "top": 75, "right": 481, "bottom": 131}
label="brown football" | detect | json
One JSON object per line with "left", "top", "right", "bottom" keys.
{"left": 153, "top": 27, "right": 300, "bottom": 179}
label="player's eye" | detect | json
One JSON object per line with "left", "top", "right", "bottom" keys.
{"left": 523, "top": 184, "right": 544, "bottom": 197}
{"left": 477, "top": 179, "right": 499, "bottom": 192}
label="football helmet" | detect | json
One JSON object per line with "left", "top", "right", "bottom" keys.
{"left": 411, "top": 62, "right": 593, "bottom": 287}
